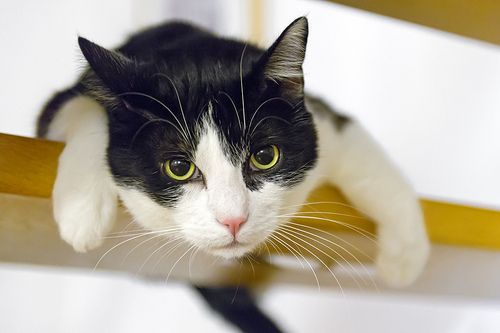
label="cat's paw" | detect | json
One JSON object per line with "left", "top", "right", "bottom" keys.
{"left": 55, "top": 196, "right": 116, "bottom": 253}
{"left": 52, "top": 142, "right": 118, "bottom": 253}
{"left": 376, "top": 225, "right": 430, "bottom": 288}
{"left": 54, "top": 186, "right": 118, "bottom": 253}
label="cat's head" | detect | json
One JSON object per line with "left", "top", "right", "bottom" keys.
{"left": 78, "top": 17, "right": 317, "bottom": 258}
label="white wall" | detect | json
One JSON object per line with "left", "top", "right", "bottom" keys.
{"left": 265, "top": 0, "right": 500, "bottom": 209}
{"left": 0, "top": 0, "right": 247, "bottom": 136}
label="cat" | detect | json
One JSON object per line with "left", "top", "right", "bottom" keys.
{"left": 37, "top": 16, "right": 429, "bottom": 331}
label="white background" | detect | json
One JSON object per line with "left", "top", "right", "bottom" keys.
{"left": 1, "top": 0, "right": 499, "bottom": 332}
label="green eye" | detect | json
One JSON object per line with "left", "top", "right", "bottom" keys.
{"left": 250, "top": 145, "right": 280, "bottom": 170}
{"left": 164, "top": 159, "right": 196, "bottom": 181}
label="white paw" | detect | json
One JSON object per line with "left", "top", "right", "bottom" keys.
{"left": 52, "top": 144, "right": 118, "bottom": 253}
{"left": 376, "top": 226, "right": 430, "bottom": 288}
{"left": 53, "top": 184, "right": 117, "bottom": 252}
{"left": 55, "top": 189, "right": 117, "bottom": 252}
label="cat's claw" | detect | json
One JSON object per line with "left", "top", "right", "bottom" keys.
{"left": 376, "top": 226, "right": 430, "bottom": 288}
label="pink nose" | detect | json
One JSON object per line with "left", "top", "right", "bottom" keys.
{"left": 219, "top": 217, "right": 246, "bottom": 237}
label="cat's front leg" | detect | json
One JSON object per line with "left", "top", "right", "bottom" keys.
{"left": 329, "top": 122, "right": 430, "bottom": 287}
{"left": 48, "top": 97, "right": 118, "bottom": 252}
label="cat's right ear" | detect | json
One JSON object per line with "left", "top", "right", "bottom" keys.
{"left": 78, "top": 37, "right": 136, "bottom": 93}
{"left": 260, "top": 17, "right": 308, "bottom": 99}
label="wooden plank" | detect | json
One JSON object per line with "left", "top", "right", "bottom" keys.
{"left": 328, "top": 0, "right": 500, "bottom": 46}
{"left": 1, "top": 133, "right": 500, "bottom": 251}
{"left": 0, "top": 133, "right": 63, "bottom": 198}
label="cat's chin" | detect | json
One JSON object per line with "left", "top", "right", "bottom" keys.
{"left": 207, "top": 242, "right": 255, "bottom": 259}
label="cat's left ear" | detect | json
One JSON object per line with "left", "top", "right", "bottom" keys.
{"left": 261, "top": 17, "right": 308, "bottom": 98}
{"left": 78, "top": 36, "right": 136, "bottom": 94}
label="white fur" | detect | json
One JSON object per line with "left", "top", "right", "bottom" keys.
{"left": 49, "top": 94, "right": 429, "bottom": 286}
{"left": 48, "top": 96, "right": 118, "bottom": 252}
{"left": 311, "top": 107, "right": 430, "bottom": 287}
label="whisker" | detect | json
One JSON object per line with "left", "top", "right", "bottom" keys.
{"left": 246, "top": 256, "right": 256, "bottom": 278}
{"left": 118, "top": 92, "right": 190, "bottom": 143}
{"left": 136, "top": 236, "right": 184, "bottom": 275}
{"left": 268, "top": 234, "right": 304, "bottom": 269}
{"left": 151, "top": 238, "right": 186, "bottom": 274}
{"left": 263, "top": 242, "right": 274, "bottom": 264}
{"left": 94, "top": 232, "right": 157, "bottom": 271}
{"left": 116, "top": 219, "right": 138, "bottom": 234}
{"left": 152, "top": 73, "right": 192, "bottom": 141}
{"left": 266, "top": 237, "right": 287, "bottom": 260}
{"left": 280, "top": 200, "right": 362, "bottom": 213}
{"left": 120, "top": 230, "right": 180, "bottom": 266}
{"left": 280, "top": 210, "right": 367, "bottom": 220}
{"left": 274, "top": 230, "right": 343, "bottom": 295}
{"left": 130, "top": 118, "right": 188, "bottom": 149}
{"left": 281, "top": 201, "right": 374, "bottom": 220}
{"left": 248, "top": 115, "right": 292, "bottom": 138}
{"left": 247, "top": 97, "right": 292, "bottom": 138}
{"left": 105, "top": 227, "right": 182, "bottom": 239}
{"left": 278, "top": 214, "right": 377, "bottom": 243}
{"left": 188, "top": 246, "right": 201, "bottom": 280}
{"left": 286, "top": 222, "right": 375, "bottom": 262}
{"left": 231, "top": 261, "right": 243, "bottom": 304}
{"left": 280, "top": 224, "right": 375, "bottom": 289}
{"left": 166, "top": 244, "right": 197, "bottom": 283}
{"left": 270, "top": 233, "right": 321, "bottom": 291}
{"left": 239, "top": 44, "right": 248, "bottom": 133}
{"left": 218, "top": 91, "right": 242, "bottom": 130}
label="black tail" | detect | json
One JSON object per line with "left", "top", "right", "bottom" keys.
{"left": 195, "top": 286, "right": 284, "bottom": 333}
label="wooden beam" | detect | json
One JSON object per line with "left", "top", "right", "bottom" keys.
{"left": 1, "top": 132, "right": 500, "bottom": 254}
{"left": 0, "top": 133, "right": 62, "bottom": 198}
{"left": 328, "top": 0, "right": 500, "bottom": 46}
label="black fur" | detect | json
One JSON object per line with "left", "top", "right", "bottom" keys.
{"left": 195, "top": 286, "right": 284, "bottom": 333}
{"left": 38, "top": 17, "right": 317, "bottom": 207}
{"left": 36, "top": 83, "right": 82, "bottom": 137}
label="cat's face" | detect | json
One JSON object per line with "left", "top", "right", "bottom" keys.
{"left": 79, "top": 17, "right": 317, "bottom": 258}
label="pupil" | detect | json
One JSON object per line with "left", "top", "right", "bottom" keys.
{"left": 255, "top": 147, "right": 274, "bottom": 165}
{"left": 170, "top": 160, "right": 190, "bottom": 176}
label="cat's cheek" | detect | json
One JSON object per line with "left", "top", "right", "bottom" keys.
{"left": 237, "top": 183, "right": 285, "bottom": 243}
{"left": 117, "top": 187, "right": 176, "bottom": 230}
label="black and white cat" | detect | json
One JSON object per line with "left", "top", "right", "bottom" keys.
{"left": 38, "top": 17, "right": 429, "bottom": 289}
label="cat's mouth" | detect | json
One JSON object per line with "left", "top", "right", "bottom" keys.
{"left": 214, "top": 240, "right": 243, "bottom": 250}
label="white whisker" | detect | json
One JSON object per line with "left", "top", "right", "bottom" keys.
{"left": 120, "top": 229, "right": 182, "bottom": 266}
{"left": 239, "top": 44, "right": 248, "bottom": 133}
{"left": 166, "top": 244, "right": 196, "bottom": 283}
{"left": 218, "top": 91, "right": 242, "bottom": 130}
{"left": 278, "top": 214, "right": 377, "bottom": 242}
{"left": 247, "top": 97, "right": 291, "bottom": 138}
{"left": 272, "top": 231, "right": 321, "bottom": 290}
{"left": 151, "top": 238, "right": 186, "bottom": 273}
{"left": 274, "top": 230, "right": 344, "bottom": 295}
{"left": 153, "top": 73, "right": 192, "bottom": 141}
{"left": 118, "top": 91, "right": 190, "bottom": 143}
{"left": 280, "top": 224, "right": 376, "bottom": 289}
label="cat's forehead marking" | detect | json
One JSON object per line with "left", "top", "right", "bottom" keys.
{"left": 194, "top": 111, "right": 236, "bottom": 176}
{"left": 194, "top": 114, "right": 249, "bottom": 218}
